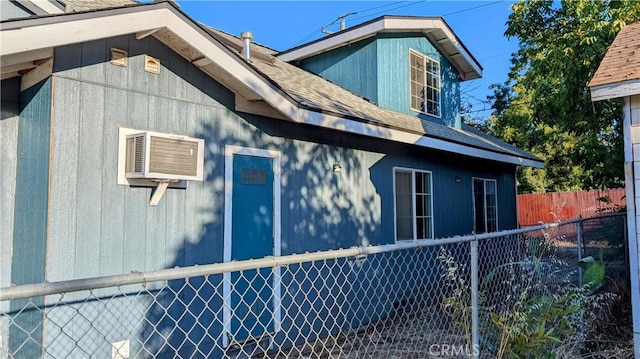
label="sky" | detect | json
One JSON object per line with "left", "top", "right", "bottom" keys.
{"left": 176, "top": 1, "right": 520, "bottom": 120}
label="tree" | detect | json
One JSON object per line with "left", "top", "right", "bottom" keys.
{"left": 486, "top": 0, "right": 640, "bottom": 193}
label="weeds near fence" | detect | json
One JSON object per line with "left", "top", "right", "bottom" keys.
{"left": 439, "top": 247, "right": 473, "bottom": 350}
{"left": 437, "top": 229, "right": 617, "bottom": 358}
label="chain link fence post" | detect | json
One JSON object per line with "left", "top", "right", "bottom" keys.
{"left": 577, "top": 218, "right": 584, "bottom": 286}
{"left": 576, "top": 218, "right": 585, "bottom": 347}
{"left": 470, "top": 237, "right": 479, "bottom": 359}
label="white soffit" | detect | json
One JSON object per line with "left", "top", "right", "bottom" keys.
{"left": 277, "top": 16, "right": 482, "bottom": 80}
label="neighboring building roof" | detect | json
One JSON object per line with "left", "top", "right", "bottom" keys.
{"left": 589, "top": 22, "right": 640, "bottom": 101}
{"left": 278, "top": 15, "right": 483, "bottom": 81}
{"left": 0, "top": 1, "right": 542, "bottom": 168}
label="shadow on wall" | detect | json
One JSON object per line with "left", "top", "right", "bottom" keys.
{"left": 139, "top": 105, "right": 387, "bottom": 356}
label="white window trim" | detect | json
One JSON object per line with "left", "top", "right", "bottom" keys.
{"left": 222, "top": 145, "right": 282, "bottom": 349}
{"left": 409, "top": 48, "right": 442, "bottom": 119}
{"left": 472, "top": 177, "right": 498, "bottom": 233}
{"left": 393, "top": 166, "right": 435, "bottom": 242}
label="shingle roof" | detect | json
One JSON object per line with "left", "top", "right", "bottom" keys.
{"left": 4, "top": 1, "right": 540, "bottom": 165}
{"left": 204, "top": 28, "right": 540, "bottom": 162}
{"left": 62, "top": 0, "right": 137, "bottom": 11}
{"left": 589, "top": 22, "right": 640, "bottom": 88}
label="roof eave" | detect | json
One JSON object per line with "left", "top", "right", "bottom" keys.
{"left": 2, "top": 4, "right": 539, "bottom": 167}
{"left": 277, "top": 16, "right": 482, "bottom": 81}
{"left": 589, "top": 78, "right": 640, "bottom": 102}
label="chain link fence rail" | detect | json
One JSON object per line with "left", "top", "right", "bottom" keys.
{"left": 0, "top": 214, "right": 629, "bottom": 358}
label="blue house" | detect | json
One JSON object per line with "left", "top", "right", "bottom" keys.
{"left": 0, "top": 1, "right": 543, "bottom": 357}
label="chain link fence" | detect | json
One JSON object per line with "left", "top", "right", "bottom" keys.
{"left": 0, "top": 214, "right": 629, "bottom": 358}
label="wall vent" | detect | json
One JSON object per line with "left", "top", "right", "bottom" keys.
{"left": 110, "top": 48, "right": 128, "bottom": 67}
{"left": 144, "top": 55, "right": 160, "bottom": 74}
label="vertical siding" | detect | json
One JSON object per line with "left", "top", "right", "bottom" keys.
{"left": 9, "top": 78, "right": 52, "bottom": 358}
{"left": 630, "top": 95, "right": 640, "bottom": 289}
{"left": 376, "top": 33, "right": 461, "bottom": 128}
{"left": 11, "top": 78, "right": 52, "bottom": 285}
{"left": 0, "top": 78, "right": 20, "bottom": 290}
{"left": 0, "top": 78, "right": 20, "bottom": 354}
{"left": 629, "top": 94, "right": 640, "bottom": 348}
{"left": 298, "top": 34, "right": 462, "bottom": 128}
{"left": 35, "top": 32, "right": 520, "bottom": 358}
{"left": 299, "top": 38, "right": 378, "bottom": 104}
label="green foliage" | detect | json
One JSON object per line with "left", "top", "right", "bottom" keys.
{"left": 486, "top": 0, "right": 640, "bottom": 193}
{"left": 578, "top": 251, "right": 606, "bottom": 294}
{"left": 490, "top": 290, "right": 580, "bottom": 359}
{"left": 484, "top": 233, "right": 607, "bottom": 358}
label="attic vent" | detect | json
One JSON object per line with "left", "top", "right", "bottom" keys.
{"left": 110, "top": 48, "right": 128, "bottom": 67}
{"left": 144, "top": 55, "right": 160, "bottom": 74}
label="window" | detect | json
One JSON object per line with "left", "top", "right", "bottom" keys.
{"left": 473, "top": 178, "right": 497, "bottom": 233}
{"left": 394, "top": 169, "right": 434, "bottom": 241}
{"left": 410, "top": 50, "right": 441, "bottom": 117}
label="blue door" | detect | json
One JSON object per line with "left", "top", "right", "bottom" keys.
{"left": 230, "top": 154, "right": 275, "bottom": 342}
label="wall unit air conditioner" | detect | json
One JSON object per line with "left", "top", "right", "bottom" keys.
{"left": 125, "top": 131, "right": 204, "bottom": 181}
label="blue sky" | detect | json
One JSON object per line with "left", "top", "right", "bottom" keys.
{"left": 176, "top": 1, "right": 519, "bottom": 120}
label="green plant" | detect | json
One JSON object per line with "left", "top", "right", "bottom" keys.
{"left": 490, "top": 288, "right": 587, "bottom": 359}
{"left": 439, "top": 247, "right": 473, "bottom": 350}
{"left": 484, "top": 234, "right": 604, "bottom": 359}
{"left": 578, "top": 250, "right": 606, "bottom": 294}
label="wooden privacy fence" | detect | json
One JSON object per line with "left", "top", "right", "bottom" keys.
{"left": 518, "top": 188, "right": 625, "bottom": 226}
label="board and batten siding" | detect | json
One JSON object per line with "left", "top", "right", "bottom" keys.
{"left": 298, "top": 33, "right": 461, "bottom": 128}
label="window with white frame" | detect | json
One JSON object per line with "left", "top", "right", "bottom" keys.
{"left": 473, "top": 178, "right": 497, "bottom": 233}
{"left": 410, "top": 50, "right": 441, "bottom": 117}
{"left": 394, "top": 168, "right": 434, "bottom": 241}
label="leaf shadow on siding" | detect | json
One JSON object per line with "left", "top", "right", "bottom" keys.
{"left": 416, "top": 64, "right": 461, "bottom": 128}
{"left": 139, "top": 105, "right": 395, "bottom": 357}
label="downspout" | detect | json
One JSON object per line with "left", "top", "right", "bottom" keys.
{"left": 622, "top": 96, "right": 640, "bottom": 359}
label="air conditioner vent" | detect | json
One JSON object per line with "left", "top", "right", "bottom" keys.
{"left": 123, "top": 131, "right": 204, "bottom": 181}
{"left": 125, "top": 135, "right": 145, "bottom": 174}
{"left": 149, "top": 136, "right": 199, "bottom": 176}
